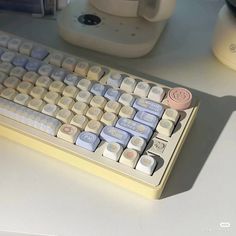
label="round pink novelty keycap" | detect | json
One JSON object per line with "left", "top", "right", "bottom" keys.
{"left": 167, "top": 87, "right": 192, "bottom": 110}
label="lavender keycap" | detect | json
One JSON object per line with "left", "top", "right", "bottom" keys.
{"left": 100, "top": 126, "right": 130, "bottom": 147}
{"left": 90, "top": 83, "right": 107, "bottom": 96}
{"left": 104, "top": 88, "right": 121, "bottom": 101}
{"left": 116, "top": 118, "right": 153, "bottom": 140}
{"left": 133, "top": 98, "right": 164, "bottom": 117}
{"left": 76, "top": 131, "right": 100, "bottom": 152}
{"left": 25, "top": 60, "right": 41, "bottom": 71}
{"left": 134, "top": 111, "right": 159, "bottom": 129}
{"left": 31, "top": 46, "right": 49, "bottom": 60}
{"left": 12, "top": 55, "right": 28, "bottom": 67}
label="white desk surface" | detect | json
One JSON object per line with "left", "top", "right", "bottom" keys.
{"left": 0, "top": 0, "right": 236, "bottom": 235}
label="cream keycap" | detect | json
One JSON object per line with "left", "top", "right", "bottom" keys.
{"left": 62, "top": 57, "right": 77, "bottom": 71}
{"left": 23, "top": 71, "right": 39, "bottom": 84}
{"left": 87, "top": 65, "right": 104, "bottom": 81}
{"left": 162, "top": 108, "right": 179, "bottom": 124}
{"left": 101, "top": 112, "right": 118, "bottom": 126}
{"left": 70, "top": 114, "right": 88, "bottom": 130}
{"left": 134, "top": 81, "right": 151, "bottom": 98}
{"left": 119, "top": 106, "right": 136, "bottom": 119}
{"left": 118, "top": 93, "right": 135, "bottom": 106}
{"left": 58, "top": 96, "right": 75, "bottom": 109}
{"left": 86, "top": 107, "right": 103, "bottom": 120}
{"left": 72, "top": 101, "right": 88, "bottom": 115}
{"left": 76, "top": 90, "right": 93, "bottom": 103}
{"left": 120, "top": 77, "right": 137, "bottom": 93}
{"left": 36, "top": 76, "right": 52, "bottom": 88}
{"left": 57, "top": 124, "right": 80, "bottom": 143}
{"left": 0, "top": 71, "right": 7, "bottom": 83}
{"left": 77, "top": 79, "right": 92, "bottom": 91}
{"left": 136, "top": 155, "right": 157, "bottom": 175}
{"left": 49, "top": 81, "right": 65, "bottom": 93}
{"left": 148, "top": 86, "right": 165, "bottom": 102}
{"left": 85, "top": 120, "right": 103, "bottom": 135}
{"left": 1, "top": 88, "right": 17, "bottom": 100}
{"left": 156, "top": 119, "right": 174, "bottom": 137}
{"left": 104, "top": 101, "right": 121, "bottom": 114}
{"left": 42, "top": 104, "right": 59, "bottom": 117}
{"left": 56, "top": 109, "right": 74, "bottom": 123}
{"left": 90, "top": 95, "right": 107, "bottom": 109}
{"left": 75, "top": 61, "right": 89, "bottom": 76}
{"left": 10, "top": 67, "right": 26, "bottom": 78}
{"left": 119, "top": 149, "right": 139, "bottom": 168}
{"left": 44, "top": 91, "right": 61, "bottom": 104}
{"left": 19, "top": 41, "right": 33, "bottom": 55}
{"left": 3, "top": 76, "right": 20, "bottom": 89}
{"left": 103, "top": 142, "right": 123, "bottom": 161}
{"left": 49, "top": 52, "right": 64, "bottom": 67}
{"left": 28, "top": 98, "right": 45, "bottom": 111}
{"left": 30, "top": 86, "right": 47, "bottom": 99}
{"left": 0, "top": 84, "right": 4, "bottom": 93}
{"left": 14, "top": 93, "right": 31, "bottom": 105}
{"left": 63, "top": 85, "right": 78, "bottom": 98}
{"left": 0, "top": 62, "right": 13, "bottom": 74}
{"left": 127, "top": 136, "right": 146, "bottom": 153}
{"left": 17, "top": 81, "right": 33, "bottom": 94}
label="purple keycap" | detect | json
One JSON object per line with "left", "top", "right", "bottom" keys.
{"left": 90, "top": 83, "right": 107, "bottom": 96}
{"left": 133, "top": 98, "right": 164, "bottom": 117}
{"left": 104, "top": 88, "right": 121, "bottom": 101}
{"left": 100, "top": 126, "right": 130, "bottom": 147}
{"left": 134, "top": 111, "right": 159, "bottom": 129}
{"left": 76, "top": 131, "right": 100, "bottom": 152}
{"left": 25, "top": 60, "right": 41, "bottom": 71}
{"left": 31, "top": 46, "right": 49, "bottom": 60}
{"left": 12, "top": 55, "right": 28, "bottom": 67}
{"left": 116, "top": 118, "right": 153, "bottom": 140}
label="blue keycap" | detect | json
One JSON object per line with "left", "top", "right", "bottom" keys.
{"left": 25, "top": 60, "right": 41, "bottom": 71}
{"left": 12, "top": 55, "right": 28, "bottom": 67}
{"left": 64, "top": 74, "right": 81, "bottom": 86}
{"left": 90, "top": 83, "right": 107, "bottom": 96}
{"left": 51, "top": 68, "right": 67, "bottom": 81}
{"left": 31, "top": 46, "right": 49, "bottom": 60}
{"left": 76, "top": 131, "right": 100, "bottom": 152}
{"left": 104, "top": 88, "right": 121, "bottom": 101}
{"left": 133, "top": 98, "right": 164, "bottom": 117}
{"left": 134, "top": 111, "right": 159, "bottom": 129}
{"left": 100, "top": 126, "right": 130, "bottom": 147}
{"left": 116, "top": 118, "right": 153, "bottom": 140}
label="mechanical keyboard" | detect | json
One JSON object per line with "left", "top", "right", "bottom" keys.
{"left": 0, "top": 30, "right": 199, "bottom": 199}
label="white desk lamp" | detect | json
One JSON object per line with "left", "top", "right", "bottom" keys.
{"left": 57, "top": 0, "right": 176, "bottom": 57}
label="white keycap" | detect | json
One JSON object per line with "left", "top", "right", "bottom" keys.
{"left": 23, "top": 71, "right": 39, "bottom": 84}
{"left": 101, "top": 112, "right": 118, "bottom": 126}
{"left": 120, "top": 77, "right": 137, "bottom": 93}
{"left": 62, "top": 57, "right": 77, "bottom": 71}
{"left": 8, "top": 38, "right": 22, "bottom": 51}
{"left": 107, "top": 72, "right": 123, "bottom": 88}
{"left": 1, "top": 51, "right": 16, "bottom": 62}
{"left": 104, "top": 100, "right": 121, "bottom": 114}
{"left": 119, "top": 149, "right": 139, "bottom": 168}
{"left": 119, "top": 106, "right": 136, "bottom": 119}
{"left": 162, "top": 108, "right": 179, "bottom": 124}
{"left": 38, "top": 64, "right": 53, "bottom": 76}
{"left": 42, "top": 104, "right": 59, "bottom": 117}
{"left": 57, "top": 124, "right": 80, "bottom": 143}
{"left": 77, "top": 78, "right": 92, "bottom": 91}
{"left": 14, "top": 93, "right": 31, "bottom": 105}
{"left": 87, "top": 65, "right": 104, "bottom": 81}
{"left": 75, "top": 61, "right": 89, "bottom": 76}
{"left": 103, "top": 142, "right": 123, "bottom": 161}
{"left": 136, "top": 155, "right": 156, "bottom": 175}
{"left": 76, "top": 90, "right": 93, "bottom": 103}
{"left": 1, "top": 88, "right": 17, "bottom": 100}
{"left": 19, "top": 41, "right": 33, "bottom": 55}
{"left": 3, "top": 76, "right": 20, "bottom": 89}
{"left": 118, "top": 93, "right": 135, "bottom": 106}
{"left": 10, "top": 66, "right": 26, "bottom": 78}
{"left": 0, "top": 34, "right": 10, "bottom": 47}
{"left": 0, "top": 97, "right": 62, "bottom": 136}
{"left": 51, "top": 69, "right": 66, "bottom": 81}
{"left": 148, "top": 86, "right": 165, "bottom": 102}
{"left": 49, "top": 52, "right": 64, "bottom": 67}
{"left": 156, "top": 119, "right": 174, "bottom": 137}
{"left": 127, "top": 136, "right": 146, "bottom": 153}
{"left": 134, "top": 82, "right": 151, "bottom": 98}
{"left": 0, "top": 71, "right": 7, "bottom": 83}
{"left": 72, "top": 101, "right": 89, "bottom": 115}
{"left": 85, "top": 120, "right": 103, "bottom": 135}
{"left": 86, "top": 107, "right": 103, "bottom": 120}
{"left": 70, "top": 114, "right": 88, "bottom": 130}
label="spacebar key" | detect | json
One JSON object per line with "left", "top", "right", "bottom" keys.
{"left": 0, "top": 97, "right": 62, "bottom": 136}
